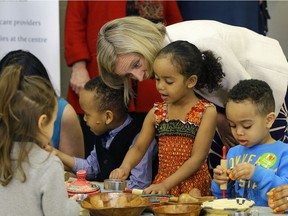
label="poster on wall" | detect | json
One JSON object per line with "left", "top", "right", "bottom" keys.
{"left": 0, "top": 0, "right": 60, "bottom": 94}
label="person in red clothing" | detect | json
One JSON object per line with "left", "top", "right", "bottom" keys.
{"left": 64, "top": 0, "right": 182, "bottom": 157}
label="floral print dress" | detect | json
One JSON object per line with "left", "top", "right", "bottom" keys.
{"left": 153, "top": 99, "right": 213, "bottom": 196}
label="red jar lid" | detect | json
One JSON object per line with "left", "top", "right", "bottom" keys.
{"left": 67, "top": 170, "right": 100, "bottom": 195}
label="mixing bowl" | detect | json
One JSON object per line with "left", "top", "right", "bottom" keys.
{"left": 153, "top": 204, "right": 201, "bottom": 216}
{"left": 81, "top": 192, "right": 151, "bottom": 216}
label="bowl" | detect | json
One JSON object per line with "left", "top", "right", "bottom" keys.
{"left": 104, "top": 179, "right": 127, "bottom": 191}
{"left": 153, "top": 204, "right": 201, "bottom": 216}
{"left": 201, "top": 198, "right": 255, "bottom": 215}
{"left": 81, "top": 192, "right": 151, "bottom": 216}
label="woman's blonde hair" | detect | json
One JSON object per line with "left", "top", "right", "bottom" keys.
{"left": 97, "top": 16, "right": 166, "bottom": 106}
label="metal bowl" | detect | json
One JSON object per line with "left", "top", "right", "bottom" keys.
{"left": 104, "top": 179, "right": 127, "bottom": 191}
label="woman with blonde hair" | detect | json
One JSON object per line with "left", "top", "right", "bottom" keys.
{"left": 97, "top": 16, "right": 288, "bottom": 174}
{"left": 98, "top": 16, "right": 287, "bottom": 114}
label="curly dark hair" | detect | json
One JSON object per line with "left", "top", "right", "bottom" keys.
{"left": 227, "top": 79, "right": 275, "bottom": 115}
{"left": 84, "top": 76, "right": 128, "bottom": 119}
{"left": 156, "top": 40, "right": 225, "bottom": 92}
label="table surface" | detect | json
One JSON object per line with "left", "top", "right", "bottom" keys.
{"left": 75, "top": 180, "right": 286, "bottom": 216}
{"left": 80, "top": 206, "right": 286, "bottom": 216}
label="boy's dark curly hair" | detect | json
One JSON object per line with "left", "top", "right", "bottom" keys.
{"left": 84, "top": 76, "right": 128, "bottom": 119}
{"left": 227, "top": 79, "right": 275, "bottom": 115}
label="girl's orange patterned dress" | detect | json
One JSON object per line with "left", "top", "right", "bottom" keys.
{"left": 153, "top": 99, "right": 212, "bottom": 196}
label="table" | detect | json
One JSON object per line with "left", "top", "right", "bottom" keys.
{"left": 248, "top": 206, "right": 286, "bottom": 216}
{"left": 201, "top": 206, "right": 285, "bottom": 216}
{"left": 75, "top": 180, "right": 286, "bottom": 216}
{"left": 80, "top": 206, "right": 285, "bottom": 216}
{"left": 79, "top": 207, "right": 153, "bottom": 216}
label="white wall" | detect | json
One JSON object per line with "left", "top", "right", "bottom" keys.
{"left": 267, "top": 1, "right": 288, "bottom": 58}
{"left": 0, "top": 1, "right": 60, "bottom": 94}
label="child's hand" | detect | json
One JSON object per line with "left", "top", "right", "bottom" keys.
{"left": 230, "top": 163, "right": 255, "bottom": 180}
{"left": 267, "top": 185, "right": 288, "bottom": 213}
{"left": 109, "top": 168, "right": 129, "bottom": 180}
{"left": 43, "top": 144, "right": 57, "bottom": 155}
{"left": 70, "top": 194, "right": 80, "bottom": 201}
{"left": 213, "top": 165, "right": 229, "bottom": 185}
{"left": 143, "top": 183, "right": 168, "bottom": 195}
{"left": 228, "top": 169, "right": 236, "bottom": 181}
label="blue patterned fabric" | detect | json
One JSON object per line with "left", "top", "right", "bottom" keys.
{"left": 270, "top": 87, "right": 288, "bottom": 143}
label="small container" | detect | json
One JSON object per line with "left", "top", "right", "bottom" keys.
{"left": 228, "top": 210, "right": 259, "bottom": 216}
{"left": 66, "top": 170, "right": 100, "bottom": 196}
{"left": 228, "top": 213, "right": 251, "bottom": 216}
{"left": 104, "top": 179, "right": 127, "bottom": 191}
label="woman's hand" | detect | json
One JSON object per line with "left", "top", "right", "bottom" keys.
{"left": 70, "top": 61, "right": 90, "bottom": 95}
{"left": 143, "top": 183, "right": 169, "bottom": 195}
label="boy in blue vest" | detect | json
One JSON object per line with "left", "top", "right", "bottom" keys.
{"left": 46, "top": 76, "right": 156, "bottom": 189}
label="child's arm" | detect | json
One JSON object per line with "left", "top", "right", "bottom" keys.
{"left": 144, "top": 105, "right": 217, "bottom": 194}
{"left": 45, "top": 144, "right": 101, "bottom": 179}
{"left": 44, "top": 145, "right": 75, "bottom": 171}
{"left": 128, "top": 137, "right": 157, "bottom": 189}
{"left": 109, "top": 109, "right": 156, "bottom": 180}
{"left": 252, "top": 157, "right": 288, "bottom": 202}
